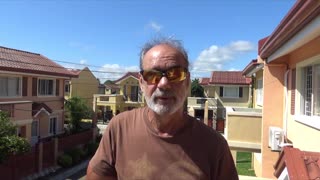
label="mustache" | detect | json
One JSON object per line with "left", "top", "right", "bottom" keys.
{"left": 152, "top": 89, "right": 175, "bottom": 97}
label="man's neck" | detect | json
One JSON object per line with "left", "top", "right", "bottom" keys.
{"left": 147, "top": 108, "right": 187, "bottom": 137}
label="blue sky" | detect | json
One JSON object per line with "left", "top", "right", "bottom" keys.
{"left": 0, "top": 0, "right": 295, "bottom": 82}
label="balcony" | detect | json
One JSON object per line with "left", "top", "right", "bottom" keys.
{"left": 94, "top": 94, "right": 144, "bottom": 107}
{"left": 225, "top": 107, "right": 262, "bottom": 152}
{"left": 187, "top": 97, "right": 218, "bottom": 109}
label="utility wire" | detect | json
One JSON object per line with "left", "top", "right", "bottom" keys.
{"left": 0, "top": 58, "right": 131, "bottom": 75}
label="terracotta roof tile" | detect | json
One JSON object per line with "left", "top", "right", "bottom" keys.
{"left": 114, "top": 72, "right": 140, "bottom": 84}
{"left": 32, "top": 102, "right": 52, "bottom": 116}
{"left": 274, "top": 146, "right": 320, "bottom": 180}
{"left": 199, "top": 78, "right": 210, "bottom": 85}
{"left": 209, "top": 71, "right": 251, "bottom": 85}
{"left": 242, "top": 59, "right": 258, "bottom": 76}
{"left": 0, "top": 46, "right": 76, "bottom": 77}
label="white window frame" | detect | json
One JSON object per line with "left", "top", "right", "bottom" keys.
{"left": 38, "top": 78, "right": 55, "bottom": 96}
{"left": 49, "top": 116, "right": 58, "bottom": 135}
{"left": 256, "top": 78, "right": 263, "bottom": 106}
{"left": 294, "top": 55, "right": 320, "bottom": 130}
{"left": 223, "top": 86, "right": 240, "bottom": 98}
{"left": 0, "top": 75, "right": 22, "bottom": 98}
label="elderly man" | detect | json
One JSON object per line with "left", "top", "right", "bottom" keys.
{"left": 87, "top": 38, "right": 238, "bottom": 180}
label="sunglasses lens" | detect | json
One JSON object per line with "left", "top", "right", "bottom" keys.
{"left": 142, "top": 71, "right": 162, "bottom": 84}
{"left": 141, "top": 67, "right": 187, "bottom": 84}
{"left": 166, "top": 67, "right": 187, "bottom": 82}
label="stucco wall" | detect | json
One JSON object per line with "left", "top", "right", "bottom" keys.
{"left": 260, "top": 36, "right": 320, "bottom": 178}
{"left": 227, "top": 113, "right": 262, "bottom": 143}
{"left": 286, "top": 36, "right": 320, "bottom": 152}
{"left": 71, "top": 69, "right": 99, "bottom": 109}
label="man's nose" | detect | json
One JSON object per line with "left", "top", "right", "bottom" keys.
{"left": 157, "top": 76, "right": 171, "bottom": 89}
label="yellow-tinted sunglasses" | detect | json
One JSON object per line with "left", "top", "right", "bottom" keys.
{"left": 140, "top": 66, "right": 188, "bottom": 84}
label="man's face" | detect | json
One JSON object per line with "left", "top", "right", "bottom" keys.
{"left": 139, "top": 44, "right": 190, "bottom": 115}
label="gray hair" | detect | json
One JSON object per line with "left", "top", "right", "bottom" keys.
{"left": 139, "top": 37, "right": 189, "bottom": 70}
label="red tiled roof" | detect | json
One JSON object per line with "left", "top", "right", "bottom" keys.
{"left": 260, "top": 0, "right": 320, "bottom": 59}
{"left": 209, "top": 71, "right": 251, "bottom": 85}
{"left": 69, "top": 69, "right": 82, "bottom": 75}
{"left": 242, "top": 59, "right": 262, "bottom": 77}
{"left": 0, "top": 46, "right": 77, "bottom": 77}
{"left": 274, "top": 146, "right": 320, "bottom": 180}
{"left": 199, "top": 77, "right": 210, "bottom": 85}
{"left": 114, "top": 72, "right": 140, "bottom": 84}
{"left": 32, "top": 102, "right": 52, "bottom": 116}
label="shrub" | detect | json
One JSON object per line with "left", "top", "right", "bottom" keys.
{"left": 57, "top": 154, "right": 72, "bottom": 168}
{"left": 86, "top": 142, "right": 99, "bottom": 156}
{"left": 0, "top": 136, "right": 31, "bottom": 163}
{"left": 0, "top": 111, "right": 31, "bottom": 163}
{"left": 67, "top": 148, "right": 82, "bottom": 164}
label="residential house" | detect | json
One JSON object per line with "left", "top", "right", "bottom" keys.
{"left": 65, "top": 67, "right": 99, "bottom": 109}
{"left": 242, "top": 59, "right": 264, "bottom": 109}
{"left": 249, "top": 0, "right": 320, "bottom": 178}
{"left": 0, "top": 46, "right": 76, "bottom": 145}
{"left": 94, "top": 72, "right": 145, "bottom": 118}
{"left": 200, "top": 71, "right": 252, "bottom": 119}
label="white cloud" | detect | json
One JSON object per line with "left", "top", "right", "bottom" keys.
{"left": 191, "top": 40, "right": 255, "bottom": 77}
{"left": 228, "top": 68, "right": 240, "bottom": 71}
{"left": 95, "top": 64, "right": 140, "bottom": 82}
{"left": 148, "top": 21, "right": 162, "bottom": 32}
{"left": 80, "top": 59, "right": 87, "bottom": 64}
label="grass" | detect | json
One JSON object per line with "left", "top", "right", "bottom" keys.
{"left": 236, "top": 152, "right": 256, "bottom": 176}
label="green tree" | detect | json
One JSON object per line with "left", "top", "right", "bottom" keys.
{"left": 104, "top": 80, "right": 114, "bottom": 85}
{"left": 65, "top": 96, "right": 92, "bottom": 132}
{"left": 0, "top": 111, "right": 30, "bottom": 163}
{"left": 191, "top": 78, "right": 205, "bottom": 97}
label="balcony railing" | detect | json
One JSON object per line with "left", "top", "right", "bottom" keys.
{"left": 187, "top": 97, "right": 218, "bottom": 108}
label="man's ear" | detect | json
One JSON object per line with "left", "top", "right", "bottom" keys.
{"left": 139, "top": 76, "right": 145, "bottom": 93}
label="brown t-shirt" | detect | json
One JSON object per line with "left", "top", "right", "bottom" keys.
{"left": 90, "top": 107, "right": 238, "bottom": 180}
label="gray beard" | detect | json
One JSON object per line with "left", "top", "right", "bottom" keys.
{"left": 145, "top": 89, "right": 184, "bottom": 115}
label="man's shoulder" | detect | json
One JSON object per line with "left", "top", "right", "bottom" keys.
{"left": 116, "top": 107, "right": 146, "bottom": 118}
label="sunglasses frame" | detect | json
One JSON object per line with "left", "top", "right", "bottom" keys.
{"left": 140, "top": 66, "right": 189, "bottom": 84}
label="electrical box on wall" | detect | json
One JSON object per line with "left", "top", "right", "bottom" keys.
{"left": 268, "top": 126, "right": 284, "bottom": 151}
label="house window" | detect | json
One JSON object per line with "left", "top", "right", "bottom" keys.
{"left": 49, "top": 117, "right": 57, "bottom": 134}
{"left": 130, "top": 86, "right": 139, "bottom": 102}
{"left": 0, "top": 76, "right": 21, "bottom": 97}
{"left": 223, "top": 86, "right": 240, "bottom": 98}
{"left": 256, "top": 79, "right": 263, "bottom": 106}
{"left": 38, "top": 79, "right": 55, "bottom": 96}
{"left": 64, "top": 81, "right": 70, "bottom": 93}
{"left": 295, "top": 56, "right": 320, "bottom": 129}
{"left": 301, "top": 65, "right": 320, "bottom": 116}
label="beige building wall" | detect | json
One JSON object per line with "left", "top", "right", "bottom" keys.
{"left": 227, "top": 114, "right": 261, "bottom": 143}
{"left": 70, "top": 68, "right": 99, "bottom": 109}
{"left": 118, "top": 77, "right": 140, "bottom": 99}
{"left": 260, "top": 36, "right": 320, "bottom": 178}
{"left": 1, "top": 75, "right": 68, "bottom": 144}
{"left": 286, "top": 37, "right": 320, "bottom": 152}
{"left": 204, "top": 85, "right": 250, "bottom": 107}
{"left": 261, "top": 63, "right": 286, "bottom": 178}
